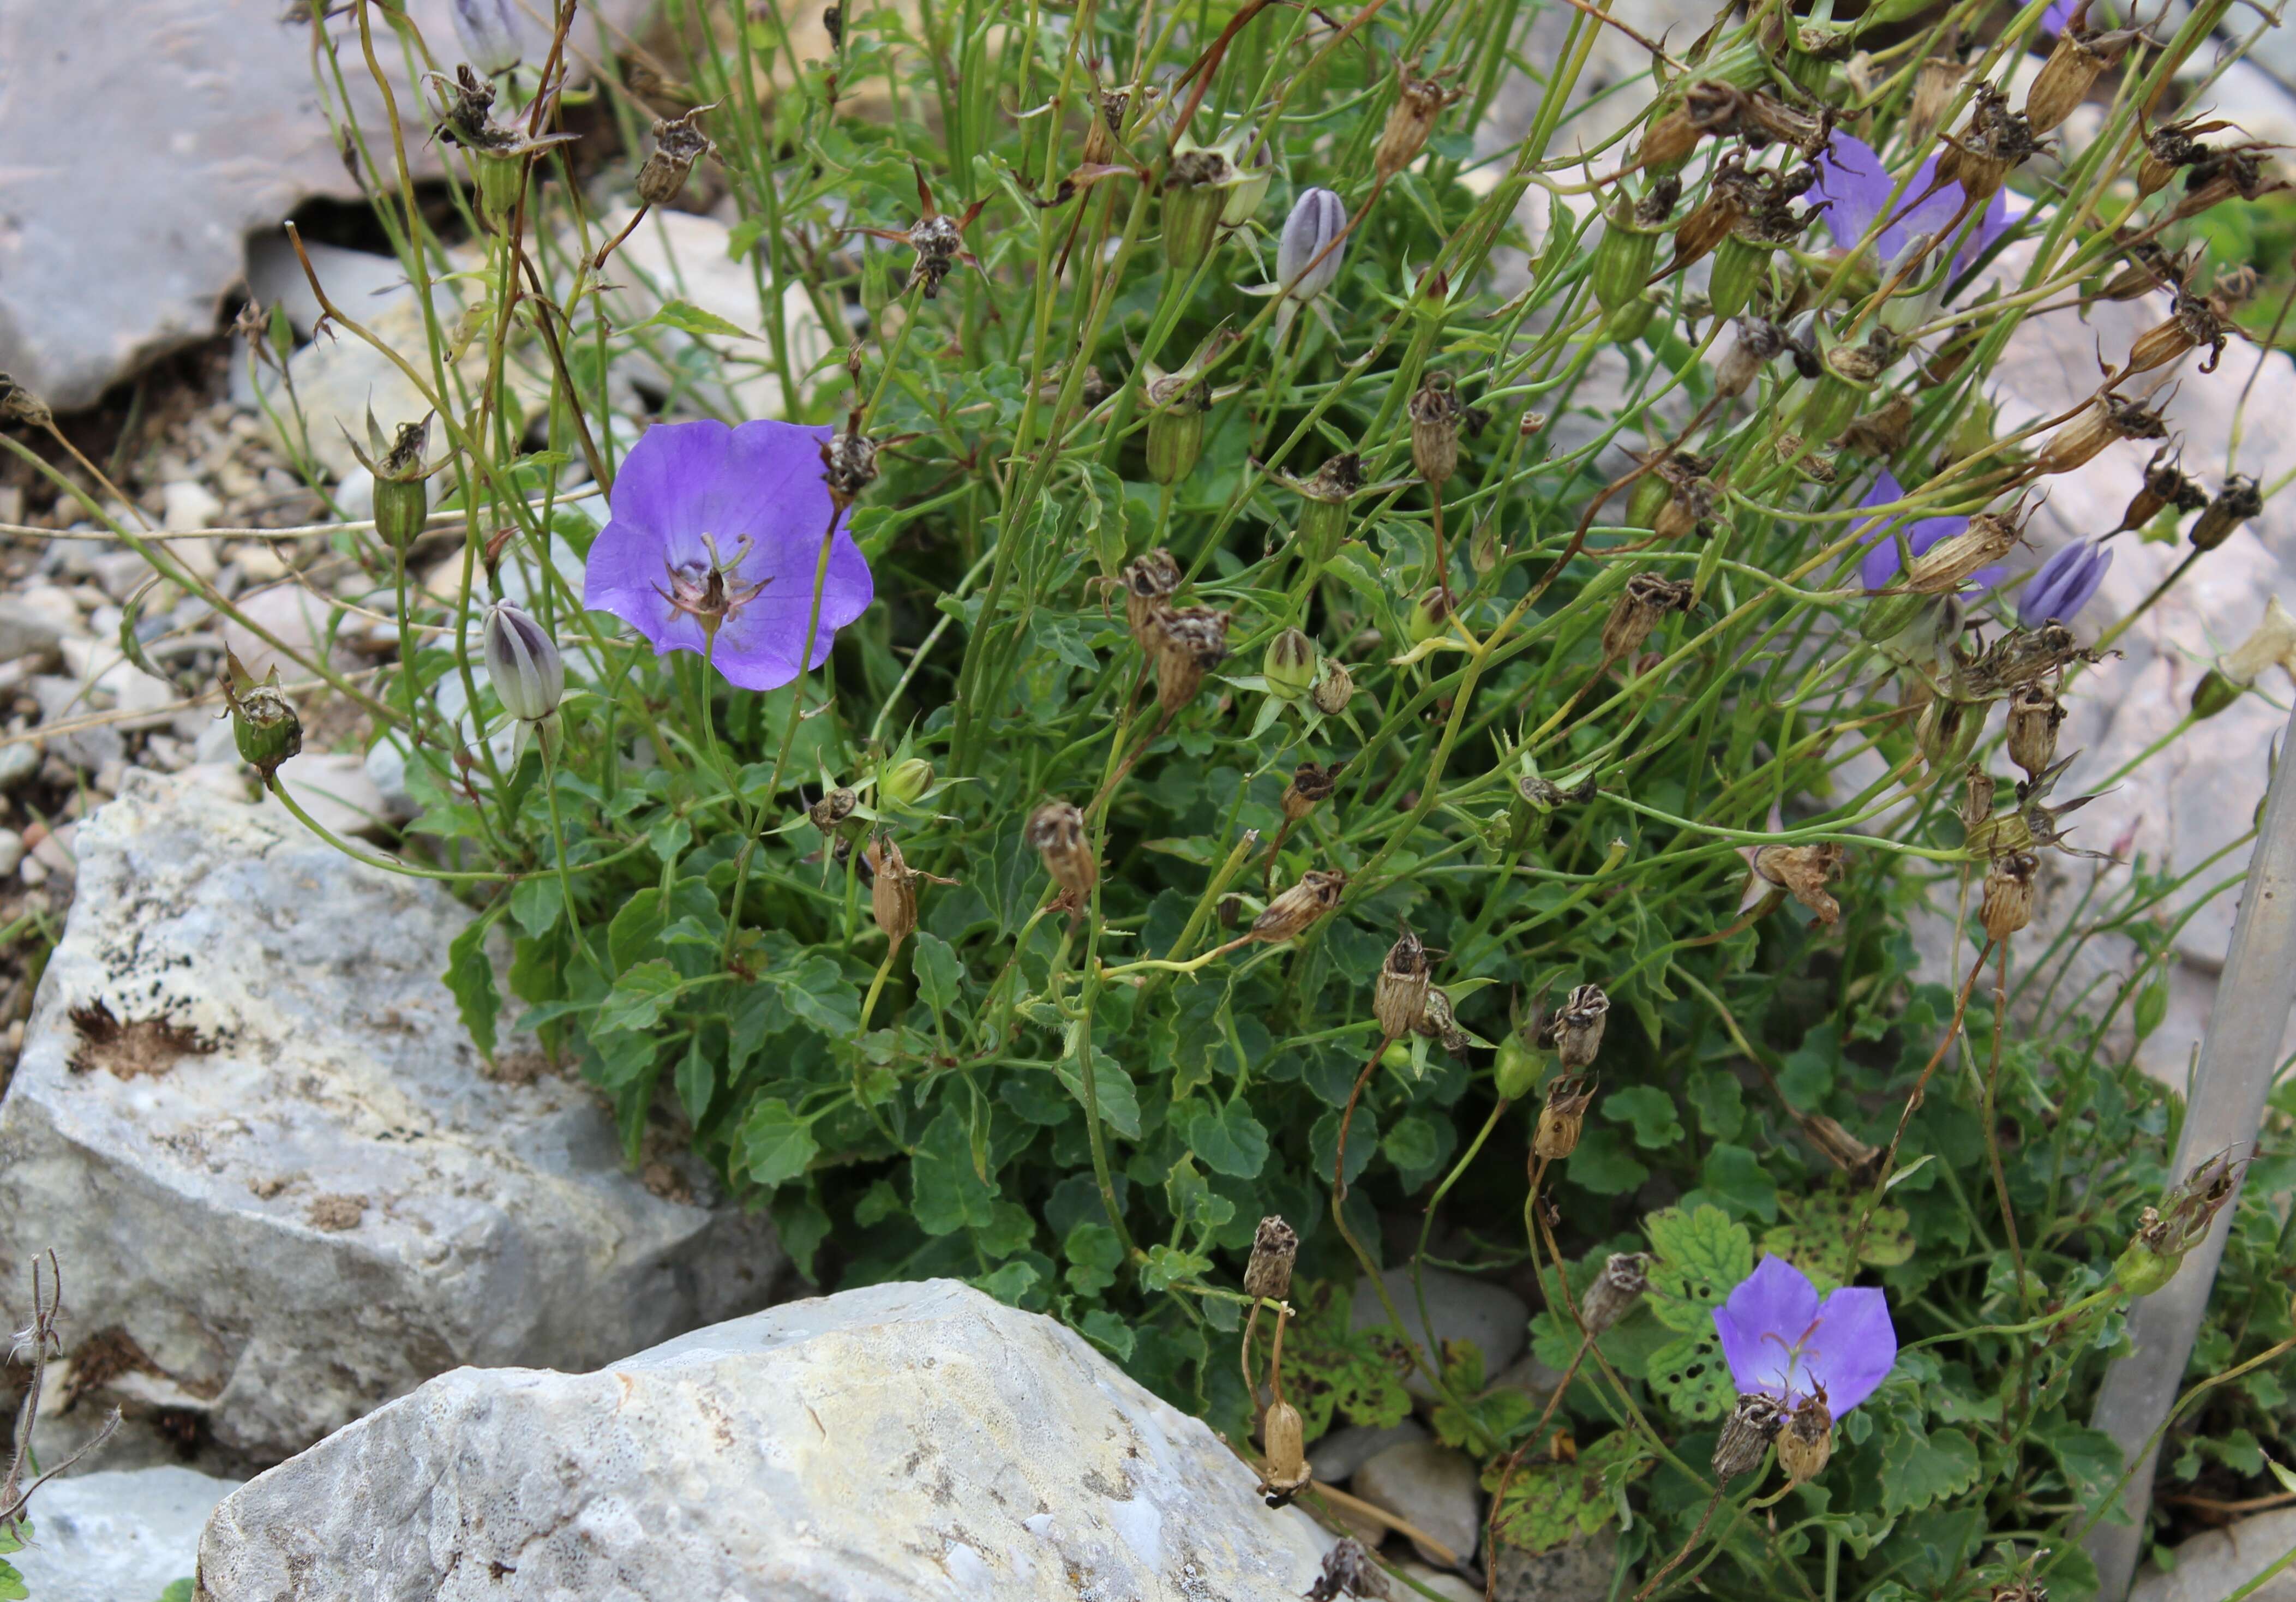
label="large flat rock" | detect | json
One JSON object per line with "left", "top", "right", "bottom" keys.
{"left": 7, "top": 1466, "right": 240, "bottom": 1602}
{"left": 196, "top": 1278, "right": 1336, "bottom": 1601}
{"left": 0, "top": 770, "right": 780, "bottom": 1467}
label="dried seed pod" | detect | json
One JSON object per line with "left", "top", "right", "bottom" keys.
{"left": 1980, "top": 850, "right": 2039, "bottom": 940}
{"left": 1903, "top": 511, "right": 2024, "bottom": 595}
{"left": 1777, "top": 1391, "right": 1835, "bottom": 1484}
{"left": 1961, "top": 766, "right": 1999, "bottom": 833}
{"left": 1714, "top": 316, "right": 1788, "bottom": 399}
{"left": 1908, "top": 52, "right": 1966, "bottom": 149}
{"left": 1546, "top": 983, "right": 1611, "bottom": 1071}
{"left": 1751, "top": 841, "right": 1846, "bottom": 925}
{"left": 1120, "top": 548, "right": 1183, "bottom": 646}
{"left": 2190, "top": 473, "right": 2262, "bottom": 551}
{"left": 1408, "top": 371, "right": 1464, "bottom": 484}
{"left": 1375, "top": 62, "right": 1459, "bottom": 181}
{"left": 1026, "top": 800, "right": 1097, "bottom": 901}
{"left": 1243, "top": 1215, "right": 1298, "bottom": 1301}
{"left": 865, "top": 833, "right": 918, "bottom": 949}
{"left": 810, "top": 786, "right": 859, "bottom": 834}
{"left": 2024, "top": 2, "right": 2136, "bottom": 135}
{"left": 2118, "top": 449, "right": 2209, "bottom": 535}
{"left": 1713, "top": 1392, "right": 1788, "bottom": 1480}
{"left": 1602, "top": 573, "right": 1695, "bottom": 661}
{"left": 2173, "top": 146, "right": 2291, "bottom": 222}
{"left": 1282, "top": 760, "right": 1339, "bottom": 824}
{"left": 1636, "top": 80, "right": 1747, "bottom": 173}
{"left": 1654, "top": 477, "right": 1719, "bottom": 542}
{"left": 2005, "top": 685, "right": 2065, "bottom": 780}
{"left": 1579, "top": 1251, "right": 1651, "bottom": 1334}
{"left": 1258, "top": 1398, "right": 1312, "bottom": 1506}
{"left": 1149, "top": 605, "right": 1231, "bottom": 712}
{"left": 0, "top": 371, "right": 53, "bottom": 429}
{"left": 1839, "top": 394, "right": 1913, "bottom": 459}
{"left": 2127, "top": 290, "right": 2231, "bottom": 377}
{"left": 1413, "top": 986, "right": 1470, "bottom": 1054}
{"left": 1306, "top": 1537, "right": 1390, "bottom": 1602}
{"left": 1081, "top": 87, "right": 1126, "bottom": 166}
{"left": 821, "top": 419, "right": 881, "bottom": 507}
{"left": 1533, "top": 1073, "right": 1598, "bottom": 1160}
{"left": 1251, "top": 869, "right": 1346, "bottom": 943}
{"left": 2031, "top": 392, "right": 2168, "bottom": 478}
{"left": 1311, "top": 659, "right": 1355, "bottom": 716}
{"left": 1372, "top": 929, "right": 1431, "bottom": 1040}
{"left": 1285, "top": 452, "right": 1365, "bottom": 562}
{"left": 1991, "top": 1583, "right": 2048, "bottom": 1602}
{"left": 1802, "top": 1114, "right": 1885, "bottom": 1185}
{"left": 218, "top": 650, "right": 303, "bottom": 782}
{"left": 1935, "top": 84, "right": 2040, "bottom": 211}
{"left": 636, "top": 104, "right": 716, "bottom": 207}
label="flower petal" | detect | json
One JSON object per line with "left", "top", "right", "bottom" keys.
{"left": 1803, "top": 1286, "right": 1897, "bottom": 1412}
{"left": 1712, "top": 1256, "right": 1823, "bottom": 1400}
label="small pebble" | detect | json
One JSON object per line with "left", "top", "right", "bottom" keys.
{"left": 20, "top": 854, "right": 47, "bottom": 886}
{"left": 0, "top": 829, "right": 22, "bottom": 877}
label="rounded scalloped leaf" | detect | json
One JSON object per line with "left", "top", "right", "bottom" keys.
{"left": 1647, "top": 1329, "right": 1736, "bottom": 1423}
{"left": 1645, "top": 1204, "right": 1755, "bottom": 1334}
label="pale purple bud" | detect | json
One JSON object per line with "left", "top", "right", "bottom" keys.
{"left": 1276, "top": 188, "right": 1348, "bottom": 301}
{"left": 483, "top": 599, "right": 565, "bottom": 724}
{"left": 451, "top": 0, "right": 532, "bottom": 76}
{"left": 2018, "top": 536, "right": 2114, "bottom": 628}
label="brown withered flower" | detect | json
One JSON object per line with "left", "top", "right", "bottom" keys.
{"left": 2005, "top": 684, "right": 2065, "bottom": 779}
{"left": 1637, "top": 80, "right": 1753, "bottom": 172}
{"left": 1840, "top": 394, "right": 1914, "bottom": 459}
{"left": 1992, "top": 1583, "right": 2048, "bottom": 1602}
{"left": 1281, "top": 761, "right": 1340, "bottom": 824}
{"left": 1148, "top": 605, "right": 1230, "bottom": 712}
{"left": 0, "top": 371, "right": 53, "bottom": 429}
{"left": 865, "top": 833, "right": 919, "bottom": 949}
{"left": 2097, "top": 237, "right": 2196, "bottom": 302}
{"left": 2136, "top": 115, "right": 2231, "bottom": 196}
{"left": 1414, "top": 986, "right": 1471, "bottom": 1055}
{"left": 1250, "top": 868, "right": 1345, "bottom": 944}
{"left": 1713, "top": 1392, "right": 1788, "bottom": 1480}
{"left": 1602, "top": 573, "right": 1695, "bottom": 661}
{"left": 1908, "top": 51, "right": 1968, "bottom": 149}
{"left": 1777, "top": 1390, "right": 1835, "bottom": 1484}
{"left": 1533, "top": 1072, "right": 1598, "bottom": 1161}
{"left": 1243, "top": 1215, "right": 1298, "bottom": 1301}
{"left": 2126, "top": 287, "right": 2232, "bottom": 376}
{"left": 1715, "top": 316, "right": 1789, "bottom": 399}
{"left": 1980, "top": 849, "right": 2039, "bottom": 940}
{"left": 1408, "top": 371, "right": 1465, "bottom": 484}
{"left": 1118, "top": 547, "right": 1183, "bottom": 646}
{"left": 1952, "top": 622, "right": 2108, "bottom": 699}
{"left": 1374, "top": 59, "right": 1462, "bottom": 181}
{"left": 2173, "top": 145, "right": 2291, "bottom": 223}
{"left": 2116, "top": 446, "right": 2208, "bottom": 533}
{"left": 636, "top": 104, "right": 718, "bottom": 208}
{"left": 1258, "top": 1397, "right": 1312, "bottom": 1507}
{"left": 1580, "top": 1251, "right": 1651, "bottom": 1335}
{"left": 1654, "top": 475, "right": 1720, "bottom": 543}
{"left": 2024, "top": 1, "right": 2139, "bottom": 135}
{"left": 841, "top": 165, "right": 988, "bottom": 299}
{"left": 1306, "top": 1538, "right": 1390, "bottom": 1602}
{"left": 2190, "top": 473, "right": 2262, "bottom": 551}
{"left": 1372, "top": 929, "right": 1432, "bottom": 1040}
{"left": 1025, "top": 800, "right": 1097, "bottom": 904}
{"left": 810, "top": 786, "right": 859, "bottom": 835}
{"left": 1961, "top": 765, "right": 1998, "bottom": 835}
{"left": 1751, "top": 840, "right": 1847, "bottom": 925}
{"left": 1544, "top": 982, "right": 1611, "bottom": 1071}
{"left": 1935, "top": 83, "right": 2043, "bottom": 211}
{"left": 820, "top": 411, "right": 882, "bottom": 508}
{"left": 1900, "top": 506, "right": 2027, "bottom": 595}
{"left": 1801, "top": 1113, "right": 1885, "bottom": 1186}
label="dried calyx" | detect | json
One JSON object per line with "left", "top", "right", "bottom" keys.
{"left": 1250, "top": 868, "right": 1346, "bottom": 943}
{"left": 1243, "top": 1215, "right": 1298, "bottom": 1301}
{"left": 1025, "top": 800, "right": 1096, "bottom": 903}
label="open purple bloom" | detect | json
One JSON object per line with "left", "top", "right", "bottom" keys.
{"left": 584, "top": 419, "right": 873, "bottom": 692}
{"left": 2019, "top": 536, "right": 2114, "bottom": 627}
{"left": 1813, "top": 133, "right": 2014, "bottom": 273}
{"left": 1858, "top": 470, "right": 2009, "bottom": 593}
{"left": 1713, "top": 1256, "right": 1897, "bottom": 1413}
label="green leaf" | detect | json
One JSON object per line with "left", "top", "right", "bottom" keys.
{"left": 1141, "top": 1243, "right": 1213, "bottom": 1292}
{"left": 160, "top": 1582, "right": 198, "bottom": 1602}
{"left": 442, "top": 914, "right": 501, "bottom": 1060}
{"left": 1698, "top": 1143, "right": 1779, "bottom": 1223}
{"left": 674, "top": 1033, "right": 715, "bottom": 1123}
{"left": 509, "top": 875, "right": 565, "bottom": 937}
{"left": 1879, "top": 1416, "right": 1982, "bottom": 1514}
{"left": 1185, "top": 1099, "right": 1270, "bottom": 1179}
{"left": 1646, "top": 1204, "right": 1754, "bottom": 1334}
{"left": 2041, "top": 1423, "right": 2124, "bottom": 1505}
{"left": 1064, "top": 1222, "right": 1125, "bottom": 1296}
{"left": 912, "top": 932, "right": 964, "bottom": 1017}
{"left": 641, "top": 297, "right": 753, "bottom": 341}
{"left": 1057, "top": 1044, "right": 1141, "bottom": 1140}
{"left": 741, "top": 1098, "right": 818, "bottom": 1187}
{"left": 1647, "top": 1329, "right": 1735, "bottom": 1422}
{"left": 1686, "top": 1071, "right": 1745, "bottom": 1139}
{"left": 1764, "top": 1187, "right": 1912, "bottom": 1290}
{"left": 913, "top": 1108, "right": 998, "bottom": 1235}
{"left": 1605, "top": 1085, "right": 1686, "bottom": 1149}
{"left": 1483, "top": 1431, "right": 1654, "bottom": 1555}
{"left": 1382, "top": 1114, "right": 1454, "bottom": 1190}
{"left": 776, "top": 955, "right": 862, "bottom": 1037}
{"left": 1080, "top": 1307, "right": 1136, "bottom": 1361}
{"left": 596, "top": 959, "right": 681, "bottom": 1035}
{"left": 1566, "top": 1128, "right": 1648, "bottom": 1195}
{"left": 0, "top": 1561, "right": 22, "bottom": 1602}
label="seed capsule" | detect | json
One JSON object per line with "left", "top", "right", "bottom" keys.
{"left": 1025, "top": 800, "right": 1097, "bottom": 901}
{"left": 1602, "top": 573, "right": 1695, "bottom": 662}
{"left": 1713, "top": 1392, "right": 1787, "bottom": 1481}
{"left": 2033, "top": 392, "right": 2168, "bottom": 479}
{"left": 1547, "top": 983, "right": 1611, "bottom": 1071}
{"left": 1375, "top": 63, "right": 1458, "bottom": 181}
{"left": 1580, "top": 1251, "right": 1650, "bottom": 1334}
{"left": 1284, "top": 453, "right": 1364, "bottom": 563}
{"left": 1250, "top": 868, "right": 1346, "bottom": 944}
{"left": 1592, "top": 183, "right": 1677, "bottom": 313}
{"left": 1143, "top": 372, "right": 1210, "bottom": 485}
{"left": 1980, "top": 850, "right": 2039, "bottom": 940}
{"left": 1243, "top": 1215, "right": 1298, "bottom": 1301}
{"left": 1148, "top": 605, "right": 1230, "bottom": 712}
{"left": 1533, "top": 1073, "right": 1597, "bottom": 1161}
{"left": 1961, "top": 766, "right": 1998, "bottom": 834}
{"left": 1406, "top": 587, "right": 1453, "bottom": 645}
{"left": 1905, "top": 511, "right": 2023, "bottom": 596}
{"left": 1372, "top": 929, "right": 1432, "bottom": 1040}
{"left": 1714, "top": 317, "right": 1788, "bottom": 399}
{"left": 810, "top": 786, "right": 859, "bottom": 835}
{"left": 636, "top": 105, "right": 716, "bottom": 207}
{"left": 1414, "top": 986, "right": 1470, "bottom": 1054}
{"left": 2190, "top": 474, "right": 2262, "bottom": 552}
{"left": 865, "top": 833, "right": 919, "bottom": 949}
{"left": 219, "top": 649, "right": 303, "bottom": 783}
{"left": 1408, "top": 371, "right": 1464, "bottom": 484}
{"left": 1281, "top": 760, "right": 1339, "bottom": 824}
{"left": 2118, "top": 448, "right": 2208, "bottom": 533}
{"left": 2024, "top": 2, "right": 2131, "bottom": 135}
{"left": 2129, "top": 291, "right": 2231, "bottom": 377}
{"left": 1161, "top": 144, "right": 1235, "bottom": 273}
{"left": 1258, "top": 1397, "right": 1312, "bottom": 1507}
{"left": 1311, "top": 659, "right": 1355, "bottom": 716}
{"left": 1120, "top": 549, "right": 1183, "bottom": 647}
{"left": 1776, "top": 1392, "right": 1835, "bottom": 1484}
{"left": 2005, "top": 685, "right": 2064, "bottom": 780}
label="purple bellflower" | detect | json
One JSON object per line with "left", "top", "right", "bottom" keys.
{"left": 2019, "top": 536, "right": 2114, "bottom": 627}
{"left": 1713, "top": 1256, "right": 1898, "bottom": 1413}
{"left": 583, "top": 419, "right": 873, "bottom": 692}
{"left": 1859, "top": 470, "right": 2009, "bottom": 593}
{"left": 1813, "top": 132, "right": 2016, "bottom": 274}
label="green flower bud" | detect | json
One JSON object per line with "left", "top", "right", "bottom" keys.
{"left": 1607, "top": 291, "right": 1661, "bottom": 344}
{"left": 1406, "top": 587, "right": 1453, "bottom": 644}
{"left": 218, "top": 649, "right": 303, "bottom": 783}
{"left": 1144, "top": 373, "right": 1209, "bottom": 485}
{"left": 1263, "top": 627, "right": 1318, "bottom": 699}
{"left": 2114, "top": 1236, "right": 2180, "bottom": 1298}
{"left": 1706, "top": 232, "right": 1769, "bottom": 321}
{"left": 1160, "top": 144, "right": 1234, "bottom": 274}
{"left": 2191, "top": 667, "right": 2243, "bottom": 720}
{"left": 880, "top": 756, "right": 935, "bottom": 808}
{"left": 1494, "top": 1029, "right": 1540, "bottom": 1100}
{"left": 1592, "top": 203, "right": 1663, "bottom": 314}
{"left": 345, "top": 409, "right": 439, "bottom": 552}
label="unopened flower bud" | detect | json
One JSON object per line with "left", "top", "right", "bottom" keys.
{"left": 1244, "top": 1215, "right": 1298, "bottom": 1301}
{"left": 1373, "top": 929, "right": 1431, "bottom": 1039}
{"left": 1777, "top": 1393, "right": 1835, "bottom": 1484}
{"left": 1281, "top": 760, "right": 1338, "bottom": 823}
{"left": 1311, "top": 658, "right": 1355, "bottom": 716}
{"left": 1144, "top": 375, "right": 1209, "bottom": 485}
{"left": 349, "top": 409, "right": 437, "bottom": 552}
{"left": 1120, "top": 548, "right": 1183, "bottom": 647}
{"left": 1287, "top": 453, "right": 1362, "bottom": 563}
{"left": 1547, "top": 982, "right": 1610, "bottom": 1071}
{"left": 1374, "top": 64, "right": 1457, "bottom": 181}
{"left": 1409, "top": 372, "right": 1463, "bottom": 484}
{"left": 451, "top": 0, "right": 530, "bottom": 74}
{"left": 1533, "top": 1073, "right": 1597, "bottom": 1161}
{"left": 219, "top": 649, "right": 302, "bottom": 783}
{"left": 866, "top": 833, "right": 919, "bottom": 949}
{"left": 1162, "top": 144, "right": 1236, "bottom": 273}
{"left": 1407, "top": 587, "right": 1453, "bottom": 645}
{"left": 1149, "top": 605, "right": 1230, "bottom": 712}
{"left": 1603, "top": 573, "right": 1694, "bottom": 661}
{"left": 482, "top": 599, "right": 565, "bottom": 726}
{"left": 637, "top": 105, "right": 715, "bottom": 207}
{"left": 880, "top": 756, "right": 934, "bottom": 808}
{"left": 1276, "top": 188, "right": 1348, "bottom": 309}
{"left": 1026, "top": 800, "right": 1097, "bottom": 901}
{"left": 2005, "top": 685, "right": 2064, "bottom": 779}
{"left": 1494, "top": 1028, "right": 1539, "bottom": 1100}
{"left": 1981, "top": 850, "right": 2039, "bottom": 940}
{"left": 1264, "top": 627, "right": 1318, "bottom": 700}
{"left": 1713, "top": 1393, "right": 1787, "bottom": 1481}
{"left": 1258, "top": 1398, "right": 1312, "bottom": 1506}
{"left": 1250, "top": 869, "right": 1345, "bottom": 944}
{"left": 2197, "top": 596, "right": 2296, "bottom": 718}
{"left": 1580, "top": 1251, "right": 1650, "bottom": 1334}
{"left": 2190, "top": 474, "right": 2262, "bottom": 552}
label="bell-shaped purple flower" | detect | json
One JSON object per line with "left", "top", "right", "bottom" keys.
{"left": 2019, "top": 536, "right": 2114, "bottom": 627}
{"left": 1858, "top": 470, "right": 2009, "bottom": 593}
{"left": 583, "top": 419, "right": 874, "bottom": 692}
{"left": 483, "top": 599, "right": 565, "bottom": 724}
{"left": 449, "top": 0, "right": 533, "bottom": 75}
{"left": 1812, "top": 133, "right": 2014, "bottom": 273}
{"left": 1713, "top": 1256, "right": 1897, "bottom": 1413}
{"left": 1277, "top": 188, "right": 1348, "bottom": 301}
